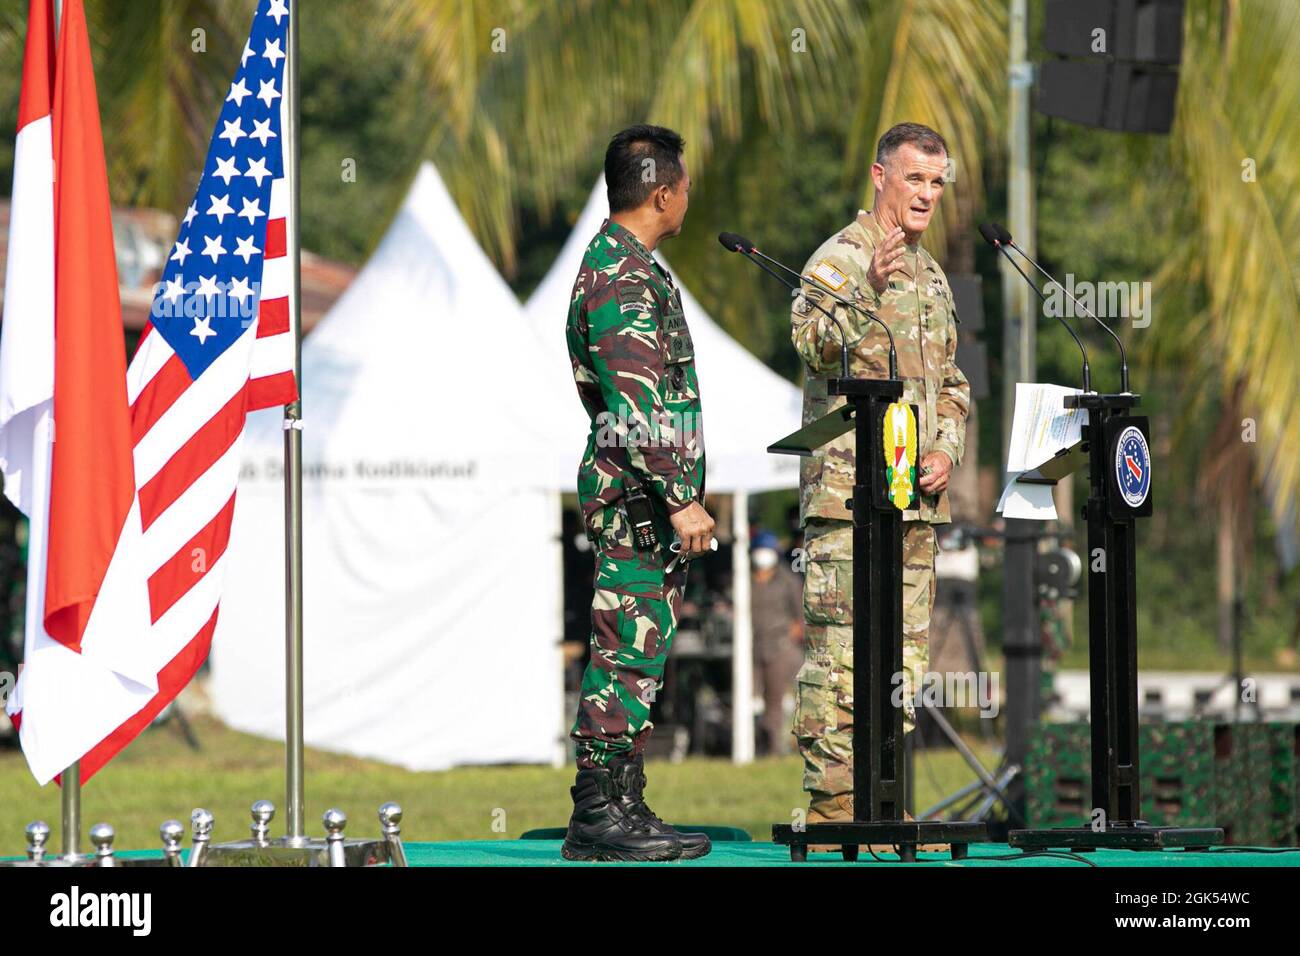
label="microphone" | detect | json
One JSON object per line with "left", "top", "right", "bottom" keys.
{"left": 719, "top": 232, "right": 898, "bottom": 379}
{"left": 718, "top": 231, "right": 752, "bottom": 254}
{"left": 979, "top": 222, "right": 1093, "bottom": 393}
{"left": 717, "top": 232, "right": 849, "bottom": 378}
{"left": 990, "top": 222, "right": 1130, "bottom": 394}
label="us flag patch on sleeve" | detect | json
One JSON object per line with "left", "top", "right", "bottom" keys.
{"left": 811, "top": 260, "right": 848, "bottom": 291}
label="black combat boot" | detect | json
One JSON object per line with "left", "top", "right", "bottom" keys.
{"left": 561, "top": 765, "right": 682, "bottom": 862}
{"left": 612, "top": 754, "right": 712, "bottom": 860}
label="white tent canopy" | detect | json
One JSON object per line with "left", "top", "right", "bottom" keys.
{"left": 210, "top": 163, "right": 567, "bottom": 770}
{"left": 523, "top": 180, "right": 802, "bottom": 494}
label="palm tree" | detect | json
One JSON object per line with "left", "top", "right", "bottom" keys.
{"left": 381, "top": 0, "right": 866, "bottom": 276}
{"left": 1142, "top": 0, "right": 1300, "bottom": 651}
{"left": 0, "top": 0, "right": 252, "bottom": 209}
{"left": 85, "top": 0, "right": 254, "bottom": 212}
{"left": 4, "top": 0, "right": 1007, "bottom": 333}
{"left": 379, "top": 0, "right": 1006, "bottom": 348}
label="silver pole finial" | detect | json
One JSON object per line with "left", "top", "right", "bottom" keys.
{"left": 89, "top": 822, "right": 116, "bottom": 867}
{"left": 160, "top": 820, "right": 185, "bottom": 867}
{"left": 26, "top": 821, "right": 51, "bottom": 861}
{"left": 250, "top": 800, "right": 276, "bottom": 846}
{"left": 188, "top": 808, "right": 214, "bottom": 868}
{"left": 378, "top": 803, "right": 409, "bottom": 867}
{"left": 323, "top": 809, "right": 346, "bottom": 867}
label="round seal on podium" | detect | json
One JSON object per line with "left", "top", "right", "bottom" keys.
{"left": 1114, "top": 424, "right": 1151, "bottom": 508}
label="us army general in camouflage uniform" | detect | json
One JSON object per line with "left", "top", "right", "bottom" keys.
{"left": 790, "top": 123, "right": 970, "bottom": 821}
{"left": 566, "top": 138, "right": 711, "bottom": 775}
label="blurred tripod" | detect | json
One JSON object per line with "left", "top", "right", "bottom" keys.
{"left": 912, "top": 523, "right": 1080, "bottom": 831}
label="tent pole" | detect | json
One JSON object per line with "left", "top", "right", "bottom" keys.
{"left": 551, "top": 492, "right": 567, "bottom": 767}
{"left": 731, "top": 490, "right": 754, "bottom": 763}
{"left": 281, "top": 1, "right": 306, "bottom": 844}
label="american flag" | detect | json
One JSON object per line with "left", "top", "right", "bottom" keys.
{"left": 109, "top": 0, "right": 299, "bottom": 771}
{"left": 137, "top": 0, "right": 295, "bottom": 415}
{"left": 3, "top": 0, "right": 298, "bottom": 784}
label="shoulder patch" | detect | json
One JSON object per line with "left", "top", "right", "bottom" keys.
{"left": 614, "top": 277, "right": 655, "bottom": 314}
{"left": 810, "top": 260, "right": 849, "bottom": 292}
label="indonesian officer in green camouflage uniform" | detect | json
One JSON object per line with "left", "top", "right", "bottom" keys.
{"left": 790, "top": 123, "right": 970, "bottom": 834}
{"left": 561, "top": 125, "right": 715, "bottom": 862}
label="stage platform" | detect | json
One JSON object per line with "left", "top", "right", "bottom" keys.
{"left": 10, "top": 840, "right": 1299, "bottom": 867}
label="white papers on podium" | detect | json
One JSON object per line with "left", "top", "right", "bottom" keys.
{"left": 996, "top": 479, "right": 1059, "bottom": 520}
{"left": 996, "top": 383, "right": 1086, "bottom": 520}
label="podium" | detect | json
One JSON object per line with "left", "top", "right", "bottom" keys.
{"left": 769, "top": 377, "right": 987, "bottom": 862}
{"left": 1008, "top": 393, "right": 1223, "bottom": 851}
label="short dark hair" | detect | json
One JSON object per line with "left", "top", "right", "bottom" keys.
{"left": 875, "top": 122, "right": 948, "bottom": 166}
{"left": 605, "top": 124, "right": 686, "bottom": 214}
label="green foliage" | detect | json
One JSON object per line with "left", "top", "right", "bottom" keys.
{"left": 1057, "top": 505, "right": 1300, "bottom": 672}
{"left": 296, "top": 3, "right": 428, "bottom": 264}
{"left": 0, "top": 0, "right": 24, "bottom": 195}
{"left": 668, "top": 120, "right": 855, "bottom": 383}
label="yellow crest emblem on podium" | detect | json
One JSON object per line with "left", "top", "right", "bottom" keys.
{"left": 882, "top": 402, "right": 918, "bottom": 511}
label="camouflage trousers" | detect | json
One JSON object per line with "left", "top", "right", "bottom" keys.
{"left": 570, "top": 502, "right": 686, "bottom": 769}
{"left": 795, "top": 518, "right": 937, "bottom": 798}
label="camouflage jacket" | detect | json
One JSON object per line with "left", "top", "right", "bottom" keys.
{"left": 566, "top": 219, "right": 706, "bottom": 529}
{"left": 791, "top": 210, "right": 969, "bottom": 525}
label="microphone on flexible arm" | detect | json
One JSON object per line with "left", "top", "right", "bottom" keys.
{"left": 718, "top": 232, "right": 848, "bottom": 378}
{"left": 989, "top": 222, "right": 1130, "bottom": 394}
{"left": 718, "top": 232, "right": 898, "bottom": 379}
{"left": 979, "top": 222, "right": 1093, "bottom": 394}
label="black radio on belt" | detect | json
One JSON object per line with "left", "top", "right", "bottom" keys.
{"left": 622, "top": 475, "right": 659, "bottom": 551}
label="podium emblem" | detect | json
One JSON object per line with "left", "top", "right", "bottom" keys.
{"left": 1114, "top": 425, "right": 1151, "bottom": 508}
{"left": 882, "top": 402, "right": 918, "bottom": 511}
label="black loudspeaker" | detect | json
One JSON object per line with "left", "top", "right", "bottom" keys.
{"left": 1038, "top": 0, "right": 1183, "bottom": 134}
{"left": 1044, "top": 0, "right": 1184, "bottom": 64}
{"left": 1043, "top": 0, "right": 1116, "bottom": 58}
{"left": 1038, "top": 60, "right": 1180, "bottom": 134}
{"left": 948, "top": 274, "right": 989, "bottom": 401}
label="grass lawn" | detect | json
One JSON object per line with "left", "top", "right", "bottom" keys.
{"left": 0, "top": 715, "right": 1000, "bottom": 858}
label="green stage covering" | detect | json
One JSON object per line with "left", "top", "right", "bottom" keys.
{"left": 9, "top": 841, "right": 1299, "bottom": 867}
{"left": 396, "top": 841, "right": 1300, "bottom": 867}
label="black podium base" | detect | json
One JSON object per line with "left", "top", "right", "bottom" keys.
{"left": 773, "top": 821, "right": 988, "bottom": 862}
{"left": 1008, "top": 823, "right": 1224, "bottom": 852}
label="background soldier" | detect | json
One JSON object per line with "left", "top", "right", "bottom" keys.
{"left": 750, "top": 530, "right": 803, "bottom": 755}
{"left": 789, "top": 122, "right": 970, "bottom": 839}
{"left": 562, "top": 125, "right": 715, "bottom": 862}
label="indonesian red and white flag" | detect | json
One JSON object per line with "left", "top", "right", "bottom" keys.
{"left": 1, "top": 0, "right": 297, "bottom": 785}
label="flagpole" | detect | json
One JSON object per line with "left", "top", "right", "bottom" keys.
{"left": 282, "top": 0, "right": 306, "bottom": 844}
{"left": 47, "top": 0, "right": 83, "bottom": 865}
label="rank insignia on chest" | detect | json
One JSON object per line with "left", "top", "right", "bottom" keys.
{"left": 881, "top": 402, "right": 919, "bottom": 511}
{"left": 810, "top": 260, "right": 849, "bottom": 292}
